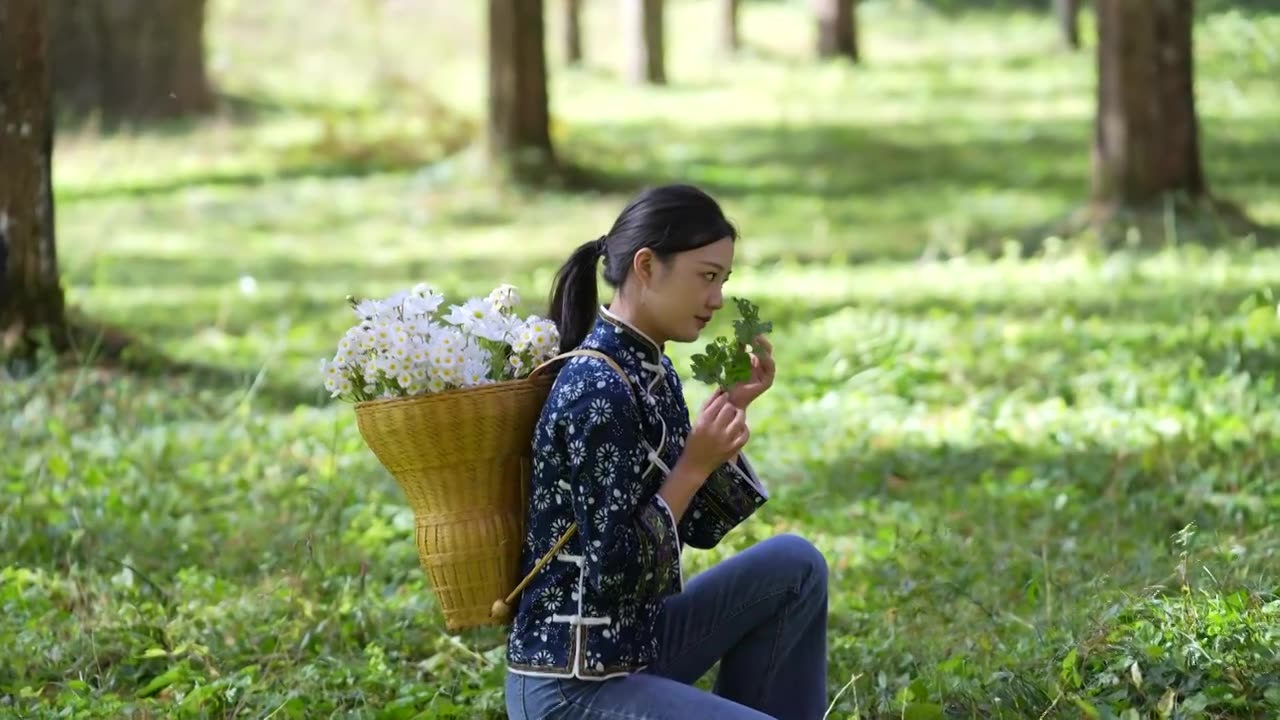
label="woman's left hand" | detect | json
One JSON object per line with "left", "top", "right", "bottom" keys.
{"left": 727, "top": 335, "right": 775, "bottom": 410}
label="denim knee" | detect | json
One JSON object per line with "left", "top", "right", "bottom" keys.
{"left": 769, "top": 533, "right": 829, "bottom": 597}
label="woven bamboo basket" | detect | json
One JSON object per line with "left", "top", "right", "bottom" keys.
{"left": 353, "top": 371, "right": 556, "bottom": 631}
{"left": 351, "top": 349, "right": 627, "bottom": 632}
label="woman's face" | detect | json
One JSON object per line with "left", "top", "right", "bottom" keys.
{"left": 635, "top": 237, "right": 735, "bottom": 345}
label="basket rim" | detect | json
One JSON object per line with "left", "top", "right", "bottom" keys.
{"left": 353, "top": 372, "right": 555, "bottom": 412}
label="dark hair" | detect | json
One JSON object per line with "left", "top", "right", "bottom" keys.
{"left": 547, "top": 183, "right": 737, "bottom": 352}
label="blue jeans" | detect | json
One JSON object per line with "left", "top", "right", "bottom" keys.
{"left": 505, "top": 533, "right": 829, "bottom": 719}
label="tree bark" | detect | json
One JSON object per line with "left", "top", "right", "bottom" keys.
{"left": 488, "top": 0, "right": 554, "bottom": 177}
{"left": 815, "top": 0, "right": 859, "bottom": 62}
{"left": 0, "top": 0, "right": 66, "bottom": 354}
{"left": 623, "top": 0, "right": 665, "bottom": 85}
{"left": 47, "top": 0, "right": 214, "bottom": 122}
{"left": 1055, "top": 0, "right": 1081, "bottom": 49}
{"left": 564, "top": 0, "right": 584, "bottom": 65}
{"left": 1091, "top": 0, "right": 1204, "bottom": 209}
{"left": 720, "top": 0, "right": 741, "bottom": 55}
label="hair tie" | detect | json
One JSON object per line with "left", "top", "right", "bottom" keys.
{"left": 594, "top": 235, "right": 608, "bottom": 258}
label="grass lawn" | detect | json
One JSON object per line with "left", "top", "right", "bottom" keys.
{"left": 5, "top": 1, "right": 1280, "bottom": 717}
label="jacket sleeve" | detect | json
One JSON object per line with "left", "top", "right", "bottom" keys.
{"left": 659, "top": 356, "right": 769, "bottom": 549}
{"left": 677, "top": 452, "right": 769, "bottom": 549}
{"left": 555, "top": 361, "right": 682, "bottom": 598}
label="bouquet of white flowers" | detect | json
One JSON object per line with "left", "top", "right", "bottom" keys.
{"left": 321, "top": 282, "right": 561, "bottom": 402}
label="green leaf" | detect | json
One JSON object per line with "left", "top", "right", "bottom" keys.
{"left": 46, "top": 418, "right": 70, "bottom": 446}
{"left": 1061, "top": 647, "right": 1082, "bottom": 689}
{"left": 136, "top": 666, "right": 185, "bottom": 698}
{"left": 690, "top": 346, "right": 724, "bottom": 387}
{"left": 1264, "top": 686, "right": 1280, "bottom": 707}
{"left": 47, "top": 454, "right": 69, "bottom": 481}
{"left": 84, "top": 464, "right": 106, "bottom": 488}
{"left": 1072, "top": 698, "right": 1101, "bottom": 718}
{"left": 179, "top": 683, "right": 218, "bottom": 709}
{"left": 1182, "top": 693, "right": 1210, "bottom": 714}
{"left": 1129, "top": 660, "right": 1143, "bottom": 687}
{"left": 732, "top": 296, "right": 773, "bottom": 346}
{"left": 902, "top": 702, "right": 944, "bottom": 720}
{"left": 723, "top": 349, "right": 753, "bottom": 386}
{"left": 1157, "top": 687, "right": 1177, "bottom": 718}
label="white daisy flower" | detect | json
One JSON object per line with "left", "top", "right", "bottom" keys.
{"left": 443, "top": 298, "right": 495, "bottom": 331}
{"left": 487, "top": 283, "right": 521, "bottom": 311}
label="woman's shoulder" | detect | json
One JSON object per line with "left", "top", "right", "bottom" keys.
{"left": 549, "top": 354, "right": 634, "bottom": 401}
{"left": 538, "top": 354, "right": 641, "bottom": 426}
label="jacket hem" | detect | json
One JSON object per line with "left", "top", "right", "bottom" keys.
{"left": 506, "top": 663, "right": 647, "bottom": 682}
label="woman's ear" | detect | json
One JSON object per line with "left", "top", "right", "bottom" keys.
{"left": 632, "top": 247, "right": 655, "bottom": 287}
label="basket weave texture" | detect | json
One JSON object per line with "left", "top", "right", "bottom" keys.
{"left": 353, "top": 372, "right": 556, "bottom": 631}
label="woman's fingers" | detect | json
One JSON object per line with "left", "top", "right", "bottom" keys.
{"left": 755, "top": 336, "right": 776, "bottom": 374}
{"left": 702, "top": 390, "right": 728, "bottom": 413}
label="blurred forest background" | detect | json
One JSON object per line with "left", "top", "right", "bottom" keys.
{"left": 4, "top": 0, "right": 1280, "bottom": 718}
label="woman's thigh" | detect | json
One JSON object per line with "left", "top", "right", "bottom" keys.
{"left": 560, "top": 672, "right": 777, "bottom": 719}
{"left": 507, "top": 670, "right": 776, "bottom": 720}
{"left": 507, "top": 672, "right": 568, "bottom": 719}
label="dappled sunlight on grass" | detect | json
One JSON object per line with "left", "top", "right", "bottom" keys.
{"left": 13, "top": 235, "right": 1280, "bottom": 715}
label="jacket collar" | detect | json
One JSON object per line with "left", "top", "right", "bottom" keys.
{"left": 594, "top": 305, "right": 664, "bottom": 367}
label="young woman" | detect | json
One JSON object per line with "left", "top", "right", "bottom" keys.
{"left": 504, "top": 184, "right": 829, "bottom": 719}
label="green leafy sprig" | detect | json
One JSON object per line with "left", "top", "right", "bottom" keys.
{"left": 690, "top": 297, "right": 773, "bottom": 390}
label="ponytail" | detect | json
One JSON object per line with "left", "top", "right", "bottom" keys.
{"left": 548, "top": 237, "right": 603, "bottom": 353}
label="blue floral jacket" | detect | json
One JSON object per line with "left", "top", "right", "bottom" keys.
{"left": 505, "top": 307, "right": 769, "bottom": 680}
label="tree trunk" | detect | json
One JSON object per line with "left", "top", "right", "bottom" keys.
{"left": 488, "top": 0, "right": 554, "bottom": 178}
{"left": 815, "top": 0, "right": 859, "bottom": 62}
{"left": 0, "top": 0, "right": 66, "bottom": 355}
{"left": 623, "top": 0, "right": 665, "bottom": 85}
{"left": 564, "top": 0, "right": 584, "bottom": 65}
{"left": 1091, "top": 0, "right": 1203, "bottom": 209}
{"left": 47, "top": 0, "right": 214, "bottom": 122}
{"left": 1055, "top": 0, "right": 1081, "bottom": 49}
{"left": 720, "top": 0, "right": 740, "bottom": 55}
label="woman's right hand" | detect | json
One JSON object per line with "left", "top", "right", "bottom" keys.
{"left": 682, "top": 391, "right": 750, "bottom": 476}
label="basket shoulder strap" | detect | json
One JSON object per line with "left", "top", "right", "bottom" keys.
{"left": 530, "top": 349, "right": 639, "bottom": 404}
{"left": 527, "top": 351, "right": 640, "bottom": 412}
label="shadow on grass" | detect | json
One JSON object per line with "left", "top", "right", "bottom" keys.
{"left": 562, "top": 119, "right": 1082, "bottom": 199}
{"left": 561, "top": 117, "right": 1280, "bottom": 256}
{"left": 862, "top": 283, "right": 1268, "bottom": 324}
{"left": 63, "top": 252, "right": 554, "bottom": 293}
{"left": 57, "top": 148, "right": 445, "bottom": 204}
{"left": 3, "top": 312, "right": 331, "bottom": 414}
{"left": 53, "top": 90, "right": 391, "bottom": 138}
{"left": 57, "top": 90, "right": 476, "bottom": 203}
{"left": 817, "top": 438, "right": 1268, "bottom": 518}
